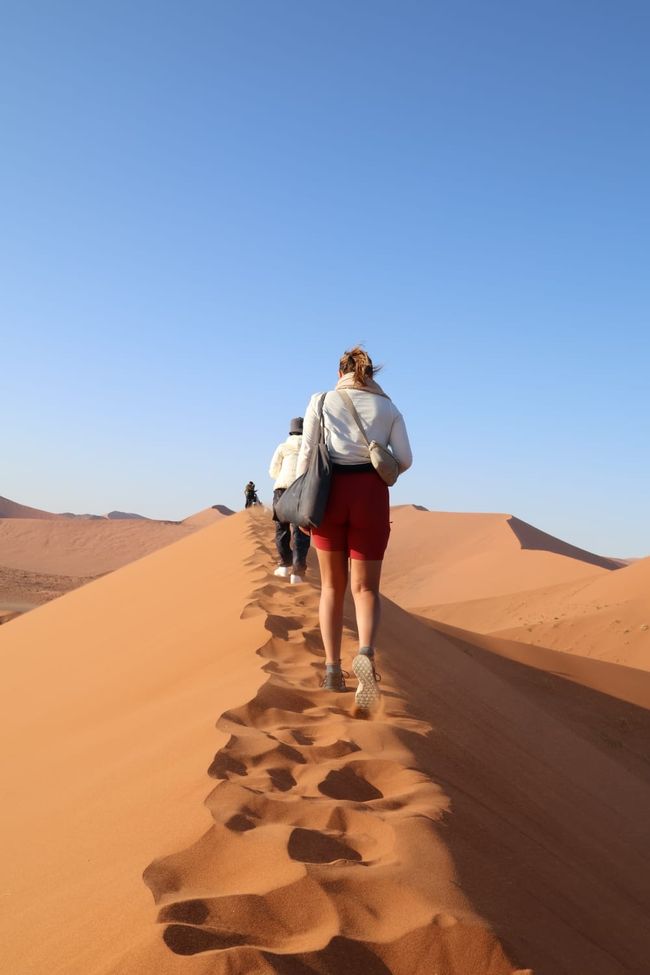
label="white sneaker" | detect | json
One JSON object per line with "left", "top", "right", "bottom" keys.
{"left": 352, "top": 653, "right": 381, "bottom": 710}
{"left": 274, "top": 566, "right": 291, "bottom": 578}
{"left": 290, "top": 574, "right": 306, "bottom": 585}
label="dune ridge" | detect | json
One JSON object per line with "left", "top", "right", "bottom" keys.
{"left": 382, "top": 507, "right": 619, "bottom": 612}
{"left": 0, "top": 494, "right": 62, "bottom": 519}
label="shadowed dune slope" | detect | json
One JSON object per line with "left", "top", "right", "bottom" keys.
{"left": 3, "top": 510, "right": 650, "bottom": 975}
{"left": 383, "top": 506, "right": 619, "bottom": 610}
{"left": 417, "top": 556, "right": 650, "bottom": 669}
{"left": 506, "top": 516, "right": 626, "bottom": 569}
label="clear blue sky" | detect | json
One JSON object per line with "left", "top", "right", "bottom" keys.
{"left": 2, "top": 1, "right": 648, "bottom": 556}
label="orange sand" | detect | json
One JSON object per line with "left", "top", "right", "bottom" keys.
{"left": 2, "top": 509, "right": 650, "bottom": 974}
{"left": 382, "top": 506, "right": 621, "bottom": 610}
{"left": 0, "top": 502, "right": 232, "bottom": 611}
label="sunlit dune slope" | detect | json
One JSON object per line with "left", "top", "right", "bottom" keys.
{"left": 416, "top": 556, "right": 650, "bottom": 669}
{"left": 0, "top": 516, "right": 195, "bottom": 576}
{"left": 0, "top": 512, "right": 269, "bottom": 975}
{"left": 182, "top": 505, "right": 235, "bottom": 528}
{"left": 383, "top": 506, "right": 620, "bottom": 609}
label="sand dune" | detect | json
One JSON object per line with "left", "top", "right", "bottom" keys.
{"left": 0, "top": 493, "right": 153, "bottom": 521}
{"left": 415, "top": 555, "right": 650, "bottom": 669}
{"left": 104, "top": 510, "right": 150, "bottom": 520}
{"left": 3, "top": 509, "right": 650, "bottom": 974}
{"left": 490, "top": 556, "right": 650, "bottom": 667}
{"left": 0, "top": 500, "right": 234, "bottom": 613}
{"left": 0, "top": 516, "right": 195, "bottom": 576}
{"left": 0, "top": 502, "right": 231, "bottom": 585}
{"left": 0, "top": 494, "right": 63, "bottom": 519}
{"left": 182, "top": 505, "right": 235, "bottom": 528}
{"left": 383, "top": 506, "right": 621, "bottom": 610}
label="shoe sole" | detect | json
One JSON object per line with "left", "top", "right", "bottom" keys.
{"left": 352, "top": 654, "right": 380, "bottom": 710}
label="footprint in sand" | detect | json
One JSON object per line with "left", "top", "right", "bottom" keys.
{"left": 287, "top": 827, "right": 362, "bottom": 864}
{"left": 318, "top": 765, "right": 383, "bottom": 802}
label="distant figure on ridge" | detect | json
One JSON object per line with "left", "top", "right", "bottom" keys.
{"left": 244, "top": 481, "right": 260, "bottom": 508}
{"left": 296, "top": 346, "right": 412, "bottom": 709}
{"left": 269, "top": 417, "right": 310, "bottom": 584}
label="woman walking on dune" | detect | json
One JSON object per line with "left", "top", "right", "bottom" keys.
{"left": 296, "top": 347, "right": 412, "bottom": 708}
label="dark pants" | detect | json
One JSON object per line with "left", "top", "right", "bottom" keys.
{"left": 273, "top": 488, "right": 310, "bottom": 570}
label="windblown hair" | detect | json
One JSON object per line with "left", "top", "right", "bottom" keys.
{"left": 339, "top": 346, "right": 381, "bottom": 386}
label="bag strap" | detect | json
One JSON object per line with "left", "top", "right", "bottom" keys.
{"left": 317, "top": 392, "right": 327, "bottom": 443}
{"left": 337, "top": 390, "right": 371, "bottom": 447}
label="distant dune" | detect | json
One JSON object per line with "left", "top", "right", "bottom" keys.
{"left": 0, "top": 517, "right": 195, "bottom": 577}
{"left": 1, "top": 493, "right": 150, "bottom": 521}
{"left": 0, "top": 496, "right": 234, "bottom": 611}
{"left": 183, "top": 504, "right": 235, "bottom": 527}
{"left": 486, "top": 555, "right": 650, "bottom": 668}
{"left": 2, "top": 509, "right": 650, "bottom": 974}
{"left": 383, "top": 506, "right": 620, "bottom": 610}
{"left": 391, "top": 510, "right": 649, "bottom": 670}
{"left": 0, "top": 495, "right": 62, "bottom": 519}
{"left": 105, "top": 510, "right": 150, "bottom": 520}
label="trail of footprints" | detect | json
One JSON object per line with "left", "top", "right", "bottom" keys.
{"left": 142, "top": 515, "right": 465, "bottom": 970}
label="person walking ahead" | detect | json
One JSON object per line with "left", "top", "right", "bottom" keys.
{"left": 269, "top": 417, "right": 311, "bottom": 584}
{"left": 296, "top": 346, "right": 412, "bottom": 708}
{"left": 244, "top": 481, "right": 259, "bottom": 508}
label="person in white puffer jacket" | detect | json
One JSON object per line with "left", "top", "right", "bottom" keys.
{"left": 269, "top": 417, "right": 311, "bottom": 584}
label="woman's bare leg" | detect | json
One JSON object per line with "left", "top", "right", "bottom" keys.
{"left": 315, "top": 549, "right": 349, "bottom": 665}
{"left": 350, "top": 559, "right": 383, "bottom": 649}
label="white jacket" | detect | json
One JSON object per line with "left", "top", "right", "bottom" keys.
{"left": 296, "top": 387, "right": 412, "bottom": 477}
{"left": 269, "top": 435, "right": 303, "bottom": 489}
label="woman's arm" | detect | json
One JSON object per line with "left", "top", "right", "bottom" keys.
{"left": 296, "top": 394, "right": 321, "bottom": 478}
{"left": 389, "top": 412, "right": 413, "bottom": 473}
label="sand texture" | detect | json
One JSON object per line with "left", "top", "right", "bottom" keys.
{"left": 382, "top": 507, "right": 622, "bottom": 612}
{"left": 389, "top": 510, "right": 650, "bottom": 670}
{"left": 0, "top": 501, "right": 232, "bottom": 610}
{"left": 3, "top": 508, "right": 650, "bottom": 974}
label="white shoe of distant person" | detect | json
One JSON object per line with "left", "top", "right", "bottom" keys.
{"left": 274, "top": 566, "right": 291, "bottom": 579}
{"left": 290, "top": 573, "right": 306, "bottom": 585}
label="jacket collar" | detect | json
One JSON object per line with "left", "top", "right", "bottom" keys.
{"left": 335, "top": 372, "right": 390, "bottom": 398}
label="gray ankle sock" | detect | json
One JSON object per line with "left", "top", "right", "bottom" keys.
{"left": 359, "top": 646, "right": 374, "bottom": 658}
{"left": 326, "top": 663, "right": 342, "bottom": 673}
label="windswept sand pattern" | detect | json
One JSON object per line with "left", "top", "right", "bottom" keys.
{"left": 143, "top": 514, "right": 517, "bottom": 974}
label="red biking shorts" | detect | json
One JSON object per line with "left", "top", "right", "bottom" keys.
{"left": 312, "top": 469, "right": 390, "bottom": 560}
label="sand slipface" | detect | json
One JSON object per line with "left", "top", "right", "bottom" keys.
{"left": 3, "top": 508, "right": 650, "bottom": 974}
{"left": 389, "top": 508, "right": 650, "bottom": 671}
{"left": 382, "top": 506, "right": 621, "bottom": 610}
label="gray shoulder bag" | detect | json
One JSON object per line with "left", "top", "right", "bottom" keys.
{"left": 337, "top": 390, "right": 400, "bottom": 486}
{"left": 273, "top": 394, "right": 332, "bottom": 528}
